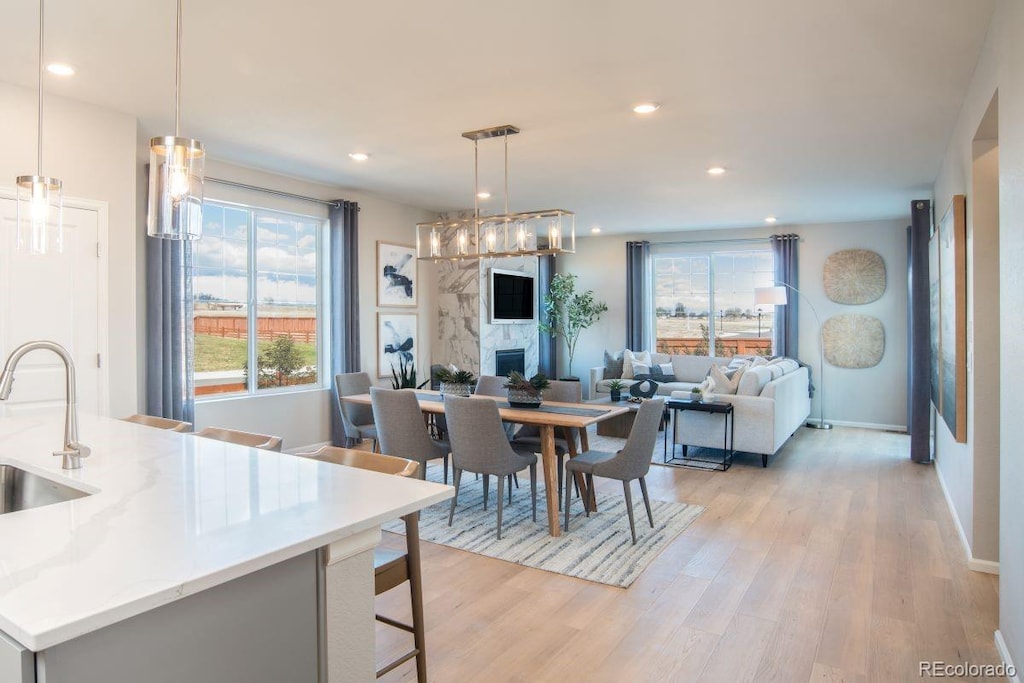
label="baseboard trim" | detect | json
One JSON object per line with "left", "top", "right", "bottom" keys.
{"left": 285, "top": 440, "right": 331, "bottom": 455}
{"left": 934, "top": 464, "right": 1000, "bottom": 575}
{"left": 807, "top": 418, "right": 907, "bottom": 432}
{"left": 995, "top": 630, "right": 1020, "bottom": 683}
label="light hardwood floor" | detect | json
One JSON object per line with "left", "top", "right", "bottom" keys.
{"left": 374, "top": 426, "right": 1001, "bottom": 682}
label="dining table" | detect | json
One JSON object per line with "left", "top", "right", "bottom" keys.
{"left": 341, "top": 389, "right": 630, "bottom": 537}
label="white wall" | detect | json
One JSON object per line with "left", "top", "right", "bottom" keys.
{"left": 0, "top": 81, "right": 138, "bottom": 419}
{"left": 185, "top": 160, "right": 436, "bottom": 450}
{"left": 558, "top": 219, "right": 908, "bottom": 429}
{"left": 932, "top": 0, "right": 1023, "bottom": 669}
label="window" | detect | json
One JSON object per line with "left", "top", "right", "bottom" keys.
{"left": 654, "top": 247, "right": 775, "bottom": 357}
{"left": 193, "top": 200, "right": 324, "bottom": 396}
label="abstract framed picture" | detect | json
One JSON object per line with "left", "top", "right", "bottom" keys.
{"left": 930, "top": 194, "right": 967, "bottom": 443}
{"left": 377, "top": 241, "right": 417, "bottom": 307}
{"left": 378, "top": 312, "right": 418, "bottom": 378}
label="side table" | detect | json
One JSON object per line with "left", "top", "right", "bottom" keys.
{"left": 663, "top": 398, "right": 734, "bottom": 471}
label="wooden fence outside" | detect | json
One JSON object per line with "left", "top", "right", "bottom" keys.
{"left": 656, "top": 337, "right": 773, "bottom": 356}
{"left": 194, "top": 315, "right": 317, "bottom": 344}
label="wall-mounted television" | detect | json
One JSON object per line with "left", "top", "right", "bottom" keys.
{"left": 489, "top": 268, "right": 536, "bottom": 324}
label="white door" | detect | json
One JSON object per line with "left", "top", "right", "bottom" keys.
{"left": 0, "top": 197, "right": 104, "bottom": 416}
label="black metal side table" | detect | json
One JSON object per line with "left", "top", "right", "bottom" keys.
{"left": 663, "top": 398, "right": 734, "bottom": 471}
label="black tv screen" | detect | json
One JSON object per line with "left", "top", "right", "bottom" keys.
{"left": 491, "top": 270, "right": 535, "bottom": 322}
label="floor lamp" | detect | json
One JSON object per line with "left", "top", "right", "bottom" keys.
{"left": 754, "top": 284, "right": 833, "bottom": 430}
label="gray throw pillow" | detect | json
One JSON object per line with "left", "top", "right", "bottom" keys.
{"left": 603, "top": 350, "right": 624, "bottom": 379}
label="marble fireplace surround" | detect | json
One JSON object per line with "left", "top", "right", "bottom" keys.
{"left": 434, "top": 256, "right": 540, "bottom": 379}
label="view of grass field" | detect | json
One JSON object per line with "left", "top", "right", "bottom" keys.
{"left": 656, "top": 315, "right": 773, "bottom": 339}
{"left": 194, "top": 334, "right": 317, "bottom": 372}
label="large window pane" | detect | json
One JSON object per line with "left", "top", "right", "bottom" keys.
{"left": 254, "top": 211, "right": 319, "bottom": 390}
{"left": 712, "top": 251, "right": 774, "bottom": 357}
{"left": 194, "top": 205, "right": 249, "bottom": 396}
{"left": 655, "top": 255, "right": 712, "bottom": 356}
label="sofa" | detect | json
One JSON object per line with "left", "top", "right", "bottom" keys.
{"left": 591, "top": 351, "right": 810, "bottom": 467}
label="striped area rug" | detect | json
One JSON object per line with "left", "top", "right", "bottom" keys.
{"left": 384, "top": 461, "right": 703, "bottom": 588}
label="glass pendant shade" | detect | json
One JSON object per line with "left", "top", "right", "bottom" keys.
{"left": 16, "top": 175, "right": 62, "bottom": 254}
{"left": 147, "top": 136, "right": 205, "bottom": 239}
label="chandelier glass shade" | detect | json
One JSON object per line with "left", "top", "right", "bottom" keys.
{"left": 416, "top": 125, "right": 575, "bottom": 261}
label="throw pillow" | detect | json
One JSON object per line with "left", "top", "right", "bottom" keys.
{"left": 603, "top": 350, "right": 624, "bottom": 379}
{"left": 658, "top": 362, "right": 675, "bottom": 378}
{"left": 710, "top": 364, "right": 744, "bottom": 394}
{"left": 749, "top": 356, "right": 769, "bottom": 367}
{"left": 622, "top": 349, "right": 652, "bottom": 379}
{"left": 632, "top": 362, "right": 652, "bottom": 376}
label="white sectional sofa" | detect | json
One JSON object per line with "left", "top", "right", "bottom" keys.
{"left": 590, "top": 351, "right": 810, "bottom": 467}
{"left": 671, "top": 361, "right": 810, "bottom": 467}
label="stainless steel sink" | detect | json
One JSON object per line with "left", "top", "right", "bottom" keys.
{"left": 0, "top": 464, "right": 90, "bottom": 515}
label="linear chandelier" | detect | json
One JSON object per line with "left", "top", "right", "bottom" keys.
{"left": 416, "top": 125, "right": 575, "bottom": 261}
{"left": 16, "top": 0, "right": 62, "bottom": 255}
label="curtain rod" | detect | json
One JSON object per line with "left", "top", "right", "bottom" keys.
{"left": 650, "top": 236, "right": 782, "bottom": 247}
{"left": 205, "top": 177, "right": 346, "bottom": 208}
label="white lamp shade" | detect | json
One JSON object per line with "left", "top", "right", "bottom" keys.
{"left": 755, "top": 285, "right": 788, "bottom": 306}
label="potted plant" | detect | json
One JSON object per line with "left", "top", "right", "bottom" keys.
{"left": 390, "top": 357, "right": 428, "bottom": 390}
{"left": 504, "top": 371, "right": 550, "bottom": 408}
{"left": 607, "top": 378, "right": 627, "bottom": 402}
{"left": 689, "top": 386, "right": 703, "bottom": 403}
{"left": 539, "top": 273, "right": 608, "bottom": 380}
{"left": 434, "top": 367, "right": 476, "bottom": 397}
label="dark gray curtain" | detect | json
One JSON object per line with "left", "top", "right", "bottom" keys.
{"left": 537, "top": 255, "right": 557, "bottom": 377}
{"left": 625, "top": 241, "right": 652, "bottom": 350}
{"left": 329, "top": 200, "right": 360, "bottom": 447}
{"left": 908, "top": 200, "right": 932, "bottom": 462}
{"left": 146, "top": 238, "right": 195, "bottom": 424}
{"left": 770, "top": 234, "right": 799, "bottom": 358}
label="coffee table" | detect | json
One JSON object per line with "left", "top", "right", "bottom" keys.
{"left": 588, "top": 396, "right": 639, "bottom": 437}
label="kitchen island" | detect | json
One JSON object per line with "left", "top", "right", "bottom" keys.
{"left": 0, "top": 411, "right": 452, "bottom": 682}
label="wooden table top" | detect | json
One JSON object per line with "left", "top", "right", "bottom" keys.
{"left": 343, "top": 389, "right": 629, "bottom": 429}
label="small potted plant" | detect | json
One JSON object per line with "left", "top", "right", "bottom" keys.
{"left": 504, "top": 371, "right": 550, "bottom": 408}
{"left": 689, "top": 386, "right": 703, "bottom": 403}
{"left": 607, "top": 378, "right": 627, "bottom": 402}
{"left": 434, "top": 367, "right": 476, "bottom": 397}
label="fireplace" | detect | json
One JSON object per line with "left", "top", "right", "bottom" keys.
{"left": 495, "top": 348, "right": 526, "bottom": 377}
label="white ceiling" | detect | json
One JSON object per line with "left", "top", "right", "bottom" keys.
{"left": 0, "top": 0, "right": 994, "bottom": 233}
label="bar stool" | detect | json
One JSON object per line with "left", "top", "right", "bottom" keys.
{"left": 121, "top": 414, "right": 192, "bottom": 432}
{"left": 295, "top": 445, "right": 427, "bottom": 682}
{"left": 194, "top": 426, "right": 283, "bottom": 451}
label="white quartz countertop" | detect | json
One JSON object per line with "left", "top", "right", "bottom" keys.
{"left": 0, "top": 411, "right": 453, "bottom": 651}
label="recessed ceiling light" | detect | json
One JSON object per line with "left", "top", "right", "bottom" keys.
{"left": 591, "top": 227, "right": 602, "bottom": 234}
{"left": 706, "top": 166, "right": 726, "bottom": 176}
{"left": 476, "top": 191, "right": 491, "bottom": 199}
{"left": 632, "top": 102, "right": 660, "bottom": 114}
{"left": 765, "top": 216, "right": 777, "bottom": 224}
{"left": 348, "top": 152, "right": 369, "bottom": 162}
{"left": 46, "top": 63, "right": 75, "bottom": 76}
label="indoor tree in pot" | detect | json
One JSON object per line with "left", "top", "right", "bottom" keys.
{"left": 539, "top": 273, "right": 609, "bottom": 380}
{"left": 504, "top": 371, "right": 550, "bottom": 408}
{"left": 434, "top": 367, "right": 476, "bottom": 397}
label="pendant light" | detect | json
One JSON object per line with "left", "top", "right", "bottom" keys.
{"left": 147, "top": 0, "right": 204, "bottom": 240}
{"left": 16, "top": 0, "right": 63, "bottom": 255}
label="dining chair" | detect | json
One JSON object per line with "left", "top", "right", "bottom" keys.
{"left": 511, "top": 379, "right": 583, "bottom": 505}
{"left": 121, "top": 414, "right": 192, "bottom": 432}
{"left": 427, "top": 364, "right": 448, "bottom": 440}
{"left": 474, "top": 375, "right": 506, "bottom": 397}
{"left": 444, "top": 395, "right": 538, "bottom": 540}
{"left": 564, "top": 397, "right": 665, "bottom": 544}
{"left": 194, "top": 426, "right": 283, "bottom": 451}
{"left": 335, "top": 372, "right": 378, "bottom": 451}
{"left": 370, "top": 387, "right": 451, "bottom": 482}
{"left": 294, "top": 446, "right": 427, "bottom": 683}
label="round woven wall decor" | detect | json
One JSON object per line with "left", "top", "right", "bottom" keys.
{"left": 822, "top": 314, "right": 885, "bottom": 368}
{"left": 822, "top": 249, "right": 886, "bottom": 304}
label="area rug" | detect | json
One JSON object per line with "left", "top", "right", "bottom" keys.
{"left": 384, "top": 464, "right": 703, "bottom": 588}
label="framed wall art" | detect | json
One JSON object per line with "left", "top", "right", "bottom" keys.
{"left": 377, "top": 241, "right": 417, "bottom": 307}
{"left": 378, "top": 312, "right": 418, "bottom": 378}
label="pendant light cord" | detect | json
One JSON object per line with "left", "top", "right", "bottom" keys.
{"left": 36, "top": 0, "right": 44, "bottom": 175}
{"left": 175, "top": 0, "right": 182, "bottom": 137}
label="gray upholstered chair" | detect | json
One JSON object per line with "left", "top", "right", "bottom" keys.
{"left": 444, "top": 395, "right": 538, "bottom": 540}
{"left": 474, "top": 375, "right": 506, "bottom": 397}
{"left": 370, "top": 387, "right": 451, "bottom": 482}
{"left": 335, "top": 372, "right": 378, "bottom": 451}
{"left": 194, "top": 426, "right": 283, "bottom": 451}
{"left": 511, "top": 379, "right": 583, "bottom": 504}
{"left": 564, "top": 397, "right": 665, "bottom": 544}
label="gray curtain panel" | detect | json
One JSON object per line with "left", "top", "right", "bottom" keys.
{"left": 329, "top": 200, "right": 360, "bottom": 447}
{"left": 907, "top": 201, "right": 932, "bottom": 463}
{"left": 146, "top": 237, "right": 195, "bottom": 424}
{"left": 537, "top": 254, "right": 557, "bottom": 378}
{"left": 625, "top": 241, "right": 652, "bottom": 351}
{"left": 770, "top": 234, "right": 799, "bottom": 359}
